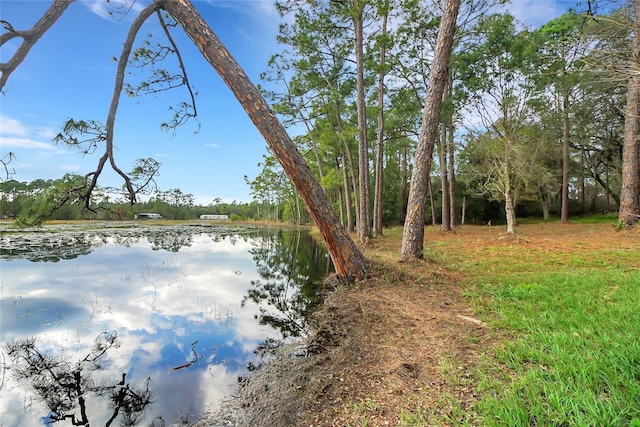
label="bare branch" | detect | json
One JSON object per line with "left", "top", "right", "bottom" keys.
{"left": 103, "top": 2, "right": 163, "bottom": 204}
{"left": 0, "top": 152, "right": 16, "bottom": 181}
{"left": 156, "top": 10, "right": 198, "bottom": 119}
{"left": 1, "top": 0, "right": 75, "bottom": 92}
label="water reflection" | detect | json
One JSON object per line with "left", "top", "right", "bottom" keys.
{"left": 6, "top": 332, "right": 153, "bottom": 426}
{"left": 0, "top": 224, "right": 331, "bottom": 426}
{"left": 245, "top": 229, "right": 330, "bottom": 341}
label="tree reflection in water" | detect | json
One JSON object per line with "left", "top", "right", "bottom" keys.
{"left": 243, "top": 229, "right": 332, "bottom": 351}
{"left": 1, "top": 224, "right": 332, "bottom": 423}
{"left": 5, "top": 331, "right": 154, "bottom": 426}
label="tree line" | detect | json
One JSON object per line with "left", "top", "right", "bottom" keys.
{"left": 252, "top": 0, "right": 636, "bottom": 237}
{"left": 1, "top": 0, "right": 638, "bottom": 282}
{"left": 0, "top": 176, "right": 269, "bottom": 223}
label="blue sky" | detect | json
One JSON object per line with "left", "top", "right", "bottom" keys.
{"left": 0, "top": 0, "right": 578, "bottom": 205}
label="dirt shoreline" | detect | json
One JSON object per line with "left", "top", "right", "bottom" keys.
{"left": 203, "top": 259, "right": 490, "bottom": 427}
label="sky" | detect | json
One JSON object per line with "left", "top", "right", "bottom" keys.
{"left": 0, "top": 0, "right": 581, "bottom": 206}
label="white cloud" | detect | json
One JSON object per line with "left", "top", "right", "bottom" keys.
{"left": 0, "top": 136, "right": 59, "bottom": 152}
{"left": 0, "top": 116, "right": 63, "bottom": 156}
{"left": 204, "top": 143, "right": 219, "bottom": 148}
{"left": 37, "top": 127, "right": 58, "bottom": 139}
{"left": 0, "top": 115, "right": 28, "bottom": 136}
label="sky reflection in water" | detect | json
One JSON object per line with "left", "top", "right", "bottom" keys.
{"left": 0, "top": 225, "right": 330, "bottom": 426}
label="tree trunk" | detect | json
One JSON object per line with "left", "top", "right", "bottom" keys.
{"left": 164, "top": 0, "right": 367, "bottom": 281}
{"left": 560, "top": 89, "right": 570, "bottom": 223}
{"left": 438, "top": 124, "right": 450, "bottom": 231}
{"left": 620, "top": 0, "right": 640, "bottom": 225}
{"left": 341, "top": 152, "right": 354, "bottom": 231}
{"left": 580, "top": 146, "right": 586, "bottom": 213}
{"left": 606, "top": 164, "right": 611, "bottom": 212}
{"left": 505, "top": 186, "right": 517, "bottom": 234}
{"left": 461, "top": 196, "right": 466, "bottom": 225}
{"left": 373, "top": 6, "right": 388, "bottom": 237}
{"left": 336, "top": 106, "right": 358, "bottom": 232}
{"left": 447, "top": 118, "right": 457, "bottom": 226}
{"left": 428, "top": 176, "right": 436, "bottom": 226}
{"left": 504, "top": 161, "right": 517, "bottom": 234}
{"left": 540, "top": 187, "right": 550, "bottom": 220}
{"left": 354, "top": 2, "right": 371, "bottom": 243}
{"left": 401, "top": 0, "right": 460, "bottom": 258}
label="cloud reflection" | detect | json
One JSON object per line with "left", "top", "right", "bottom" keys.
{"left": 0, "top": 225, "right": 328, "bottom": 426}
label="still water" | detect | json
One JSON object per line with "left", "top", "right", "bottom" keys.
{"left": 0, "top": 223, "right": 331, "bottom": 426}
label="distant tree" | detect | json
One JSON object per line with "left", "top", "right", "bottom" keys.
{"left": 156, "top": 188, "right": 195, "bottom": 220}
{"left": 529, "top": 11, "right": 594, "bottom": 223}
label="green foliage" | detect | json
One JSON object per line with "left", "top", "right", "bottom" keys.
{"left": 15, "top": 174, "right": 87, "bottom": 226}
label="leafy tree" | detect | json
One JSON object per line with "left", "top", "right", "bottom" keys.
{"left": 156, "top": 188, "right": 194, "bottom": 220}
{"left": 456, "top": 13, "right": 546, "bottom": 234}
{"left": 529, "top": 11, "right": 595, "bottom": 222}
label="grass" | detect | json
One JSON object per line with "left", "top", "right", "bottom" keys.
{"left": 373, "top": 221, "right": 639, "bottom": 425}
{"left": 431, "top": 223, "right": 640, "bottom": 426}
{"left": 473, "top": 269, "right": 640, "bottom": 426}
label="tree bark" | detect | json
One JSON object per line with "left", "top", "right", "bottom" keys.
{"left": 341, "top": 152, "right": 354, "bottom": 231}
{"left": 619, "top": 0, "right": 640, "bottom": 225}
{"left": 354, "top": 1, "right": 371, "bottom": 243}
{"left": 401, "top": 0, "right": 460, "bottom": 258}
{"left": 438, "top": 124, "right": 450, "bottom": 231}
{"left": 505, "top": 184, "right": 517, "bottom": 234}
{"left": 428, "top": 175, "right": 436, "bottom": 226}
{"left": 447, "top": 117, "right": 457, "bottom": 226}
{"left": 163, "top": 0, "right": 367, "bottom": 281}
{"left": 335, "top": 102, "right": 357, "bottom": 232}
{"left": 560, "top": 89, "right": 570, "bottom": 223}
{"left": 373, "top": 6, "right": 388, "bottom": 237}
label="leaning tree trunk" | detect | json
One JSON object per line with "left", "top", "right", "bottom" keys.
{"left": 164, "top": 0, "right": 367, "bottom": 281}
{"left": 620, "top": 0, "right": 640, "bottom": 226}
{"left": 401, "top": 0, "right": 461, "bottom": 258}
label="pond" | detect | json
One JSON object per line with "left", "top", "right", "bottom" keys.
{"left": 0, "top": 223, "right": 332, "bottom": 426}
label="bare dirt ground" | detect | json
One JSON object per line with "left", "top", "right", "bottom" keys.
{"left": 205, "top": 222, "right": 638, "bottom": 427}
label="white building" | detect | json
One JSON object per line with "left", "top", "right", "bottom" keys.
{"left": 135, "top": 213, "right": 162, "bottom": 219}
{"left": 200, "top": 214, "right": 229, "bottom": 220}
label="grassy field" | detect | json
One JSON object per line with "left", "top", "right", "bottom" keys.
{"left": 401, "top": 221, "right": 640, "bottom": 426}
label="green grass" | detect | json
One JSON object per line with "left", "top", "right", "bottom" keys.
{"left": 470, "top": 266, "right": 640, "bottom": 426}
